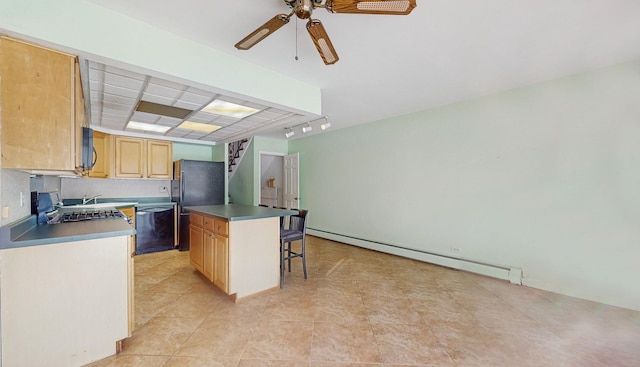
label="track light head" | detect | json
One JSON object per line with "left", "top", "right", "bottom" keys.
{"left": 285, "top": 128, "right": 295, "bottom": 138}
{"left": 302, "top": 123, "right": 313, "bottom": 133}
{"left": 320, "top": 121, "right": 331, "bottom": 130}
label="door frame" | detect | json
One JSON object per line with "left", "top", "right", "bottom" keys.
{"left": 257, "top": 151, "right": 300, "bottom": 209}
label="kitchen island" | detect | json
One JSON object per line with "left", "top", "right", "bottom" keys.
{"left": 184, "top": 204, "right": 296, "bottom": 300}
{"left": 0, "top": 213, "right": 135, "bottom": 367}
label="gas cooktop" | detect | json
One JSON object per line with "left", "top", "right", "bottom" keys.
{"left": 60, "top": 209, "right": 125, "bottom": 223}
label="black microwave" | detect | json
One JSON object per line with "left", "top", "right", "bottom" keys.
{"left": 81, "top": 127, "right": 96, "bottom": 170}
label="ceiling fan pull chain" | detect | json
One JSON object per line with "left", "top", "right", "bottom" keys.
{"left": 295, "top": 17, "right": 299, "bottom": 61}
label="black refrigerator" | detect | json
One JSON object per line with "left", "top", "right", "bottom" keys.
{"left": 171, "top": 159, "right": 225, "bottom": 250}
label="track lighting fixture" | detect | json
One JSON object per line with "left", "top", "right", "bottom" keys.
{"left": 284, "top": 115, "right": 330, "bottom": 138}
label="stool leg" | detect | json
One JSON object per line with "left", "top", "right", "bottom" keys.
{"left": 280, "top": 239, "right": 285, "bottom": 288}
{"left": 302, "top": 237, "right": 307, "bottom": 279}
{"left": 287, "top": 241, "right": 292, "bottom": 272}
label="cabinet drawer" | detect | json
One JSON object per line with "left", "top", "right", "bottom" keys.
{"left": 203, "top": 216, "right": 215, "bottom": 231}
{"left": 190, "top": 213, "right": 203, "bottom": 227}
{"left": 214, "top": 218, "right": 228, "bottom": 236}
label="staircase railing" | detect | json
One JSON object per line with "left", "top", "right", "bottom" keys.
{"left": 228, "top": 137, "right": 251, "bottom": 180}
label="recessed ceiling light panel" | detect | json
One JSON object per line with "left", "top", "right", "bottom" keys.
{"left": 178, "top": 121, "right": 221, "bottom": 133}
{"left": 127, "top": 121, "right": 171, "bottom": 133}
{"left": 202, "top": 100, "right": 260, "bottom": 119}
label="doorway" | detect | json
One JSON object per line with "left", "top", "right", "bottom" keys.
{"left": 258, "top": 152, "right": 299, "bottom": 209}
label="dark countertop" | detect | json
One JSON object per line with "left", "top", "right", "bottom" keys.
{"left": 0, "top": 213, "right": 135, "bottom": 250}
{"left": 185, "top": 204, "right": 297, "bottom": 221}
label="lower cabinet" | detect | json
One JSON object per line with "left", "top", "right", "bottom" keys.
{"left": 190, "top": 213, "right": 229, "bottom": 294}
{"left": 213, "top": 234, "right": 229, "bottom": 292}
{"left": 189, "top": 224, "right": 204, "bottom": 272}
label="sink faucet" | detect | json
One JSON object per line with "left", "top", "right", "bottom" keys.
{"left": 82, "top": 194, "right": 102, "bottom": 205}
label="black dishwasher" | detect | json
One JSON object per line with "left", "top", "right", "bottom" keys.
{"left": 135, "top": 205, "right": 175, "bottom": 255}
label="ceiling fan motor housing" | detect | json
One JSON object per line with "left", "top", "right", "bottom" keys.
{"left": 294, "top": 0, "right": 315, "bottom": 19}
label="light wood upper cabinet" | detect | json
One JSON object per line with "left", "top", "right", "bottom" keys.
{"left": 113, "top": 136, "right": 172, "bottom": 179}
{"left": 114, "top": 136, "right": 144, "bottom": 178}
{"left": 88, "top": 131, "right": 110, "bottom": 178}
{"left": 0, "top": 36, "right": 84, "bottom": 172}
{"left": 146, "top": 140, "right": 172, "bottom": 179}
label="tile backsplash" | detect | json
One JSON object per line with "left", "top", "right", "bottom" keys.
{"left": 61, "top": 177, "right": 172, "bottom": 199}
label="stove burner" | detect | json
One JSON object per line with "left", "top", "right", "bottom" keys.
{"left": 60, "top": 210, "right": 126, "bottom": 223}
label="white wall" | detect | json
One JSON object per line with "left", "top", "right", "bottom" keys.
{"left": 290, "top": 60, "right": 640, "bottom": 311}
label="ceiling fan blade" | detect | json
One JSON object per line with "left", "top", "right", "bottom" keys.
{"left": 325, "top": 0, "right": 416, "bottom": 15}
{"left": 235, "top": 14, "right": 290, "bottom": 50}
{"left": 306, "top": 19, "right": 339, "bottom": 65}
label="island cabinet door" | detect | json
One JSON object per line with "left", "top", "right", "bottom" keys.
{"left": 213, "top": 234, "right": 229, "bottom": 293}
{"left": 189, "top": 225, "right": 204, "bottom": 272}
{"left": 203, "top": 230, "right": 215, "bottom": 281}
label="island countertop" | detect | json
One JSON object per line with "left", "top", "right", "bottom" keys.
{"left": 184, "top": 204, "right": 297, "bottom": 221}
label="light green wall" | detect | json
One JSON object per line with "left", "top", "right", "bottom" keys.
{"left": 290, "top": 60, "right": 640, "bottom": 311}
{"left": 228, "top": 137, "right": 288, "bottom": 205}
{"left": 173, "top": 143, "right": 215, "bottom": 161}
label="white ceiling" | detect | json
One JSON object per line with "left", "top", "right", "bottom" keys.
{"left": 82, "top": 0, "right": 640, "bottom": 144}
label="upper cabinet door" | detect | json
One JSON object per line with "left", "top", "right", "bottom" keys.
{"left": 0, "top": 36, "right": 82, "bottom": 171}
{"left": 114, "top": 136, "right": 144, "bottom": 178}
{"left": 146, "top": 140, "right": 172, "bottom": 179}
{"left": 88, "top": 131, "right": 110, "bottom": 178}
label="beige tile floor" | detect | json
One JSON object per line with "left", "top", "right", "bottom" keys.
{"left": 87, "top": 236, "right": 640, "bottom": 367}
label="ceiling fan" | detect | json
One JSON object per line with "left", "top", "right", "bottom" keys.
{"left": 234, "top": 0, "right": 417, "bottom": 65}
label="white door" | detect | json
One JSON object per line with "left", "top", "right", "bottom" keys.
{"left": 283, "top": 153, "right": 300, "bottom": 209}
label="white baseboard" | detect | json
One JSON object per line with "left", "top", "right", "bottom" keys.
{"left": 307, "top": 229, "right": 520, "bottom": 284}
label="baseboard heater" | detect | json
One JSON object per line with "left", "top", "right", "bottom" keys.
{"left": 307, "top": 228, "right": 523, "bottom": 285}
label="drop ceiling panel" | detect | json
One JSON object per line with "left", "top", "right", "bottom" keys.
{"left": 103, "top": 73, "right": 145, "bottom": 90}
{"left": 103, "top": 84, "right": 141, "bottom": 99}
{"left": 140, "top": 93, "right": 176, "bottom": 106}
{"left": 145, "top": 82, "right": 185, "bottom": 100}
{"left": 130, "top": 111, "right": 161, "bottom": 123}
{"left": 172, "top": 100, "right": 204, "bottom": 111}
{"left": 181, "top": 90, "right": 213, "bottom": 105}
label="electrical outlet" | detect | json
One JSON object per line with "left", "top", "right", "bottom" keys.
{"left": 450, "top": 246, "right": 461, "bottom": 254}
{"left": 159, "top": 186, "right": 168, "bottom": 193}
